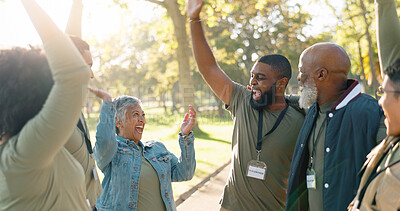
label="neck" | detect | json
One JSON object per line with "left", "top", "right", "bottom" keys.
{"left": 317, "top": 87, "right": 346, "bottom": 107}
{"left": 267, "top": 96, "right": 287, "bottom": 110}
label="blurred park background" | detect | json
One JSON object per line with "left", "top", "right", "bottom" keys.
{"left": 2, "top": 0, "right": 400, "bottom": 200}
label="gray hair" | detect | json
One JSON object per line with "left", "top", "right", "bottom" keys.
{"left": 112, "top": 95, "right": 141, "bottom": 134}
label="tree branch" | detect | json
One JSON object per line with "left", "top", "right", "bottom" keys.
{"left": 145, "top": 0, "right": 165, "bottom": 7}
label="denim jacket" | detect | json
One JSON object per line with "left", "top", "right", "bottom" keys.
{"left": 94, "top": 102, "right": 196, "bottom": 211}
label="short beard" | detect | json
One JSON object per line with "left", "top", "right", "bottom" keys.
{"left": 299, "top": 78, "right": 318, "bottom": 109}
{"left": 249, "top": 85, "right": 275, "bottom": 111}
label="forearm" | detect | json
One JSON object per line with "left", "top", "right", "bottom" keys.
{"left": 65, "top": 0, "right": 83, "bottom": 37}
{"left": 94, "top": 101, "right": 118, "bottom": 170}
{"left": 21, "top": 0, "right": 62, "bottom": 42}
{"left": 17, "top": 34, "right": 91, "bottom": 168}
{"left": 190, "top": 21, "right": 232, "bottom": 104}
{"left": 376, "top": 0, "right": 400, "bottom": 71}
{"left": 171, "top": 132, "right": 196, "bottom": 181}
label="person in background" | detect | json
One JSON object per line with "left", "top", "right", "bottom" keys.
{"left": 89, "top": 88, "right": 196, "bottom": 211}
{"left": 0, "top": 0, "right": 91, "bottom": 210}
{"left": 186, "top": 0, "right": 305, "bottom": 210}
{"left": 347, "top": 0, "right": 400, "bottom": 210}
{"left": 286, "top": 43, "right": 386, "bottom": 211}
{"left": 63, "top": 0, "right": 102, "bottom": 208}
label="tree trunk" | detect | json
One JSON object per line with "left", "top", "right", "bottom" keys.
{"left": 163, "top": 0, "right": 195, "bottom": 110}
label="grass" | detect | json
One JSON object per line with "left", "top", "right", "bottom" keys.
{"left": 86, "top": 109, "right": 233, "bottom": 199}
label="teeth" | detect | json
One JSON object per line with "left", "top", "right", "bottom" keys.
{"left": 136, "top": 126, "right": 143, "bottom": 128}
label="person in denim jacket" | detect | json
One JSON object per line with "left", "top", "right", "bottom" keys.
{"left": 90, "top": 88, "right": 196, "bottom": 211}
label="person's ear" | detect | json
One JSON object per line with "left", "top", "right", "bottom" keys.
{"left": 276, "top": 77, "right": 288, "bottom": 93}
{"left": 115, "top": 117, "right": 122, "bottom": 129}
{"left": 315, "top": 68, "right": 328, "bottom": 81}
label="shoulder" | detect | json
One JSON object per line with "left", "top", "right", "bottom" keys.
{"left": 231, "top": 82, "right": 251, "bottom": 97}
{"left": 349, "top": 94, "right": 382, "bottom": 113}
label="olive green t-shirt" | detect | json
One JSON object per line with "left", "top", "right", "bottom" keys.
{"left": 0, "top": 34, "right": 91, "bottom": 210}
{"left": 64, "top": 113, "right": 102, "bottom": 207}
{"left": 220, "top": 82, "right": 305, "bottom": 211}
{"left": 307, "top": 102, "right": 334, "bottom": 211}
{"left": 137, "top": 146, "right": 166, "bottom": 211}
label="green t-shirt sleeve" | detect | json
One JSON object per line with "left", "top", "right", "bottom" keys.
{"left": 376, "top": 0, "right": 400, "bottom": 71}
{"left": 225, "top": 82, "right": 250, "bottom": 117}
{"left": 16, "top": 34, "right": 91, "bottom": 168}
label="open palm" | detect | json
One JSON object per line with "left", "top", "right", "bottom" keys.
{"left": 186, "top": 0, "right": 203, "bottom": 19}
{"left": 180, "top": 105, "right": 196, "bottom": 136}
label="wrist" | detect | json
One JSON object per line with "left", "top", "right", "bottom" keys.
{"left": 188, "top": 17, "right": 201, "bottom": 23}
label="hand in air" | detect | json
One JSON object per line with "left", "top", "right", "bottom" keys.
{"left": 180, "top": 105, "right": 196, "bottom": 136}
{"left": 88, "top": 86, "right": 112, "bottom": 102}
{"left": 186, "top": 0, "right": 204, "bottom": 19}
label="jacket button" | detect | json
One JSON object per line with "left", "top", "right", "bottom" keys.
{"left": 162, "top": 174, "right": 165, "bottom": 178}
{"left": 326, "top": 147, "right": 330, "bottom": 152}
{"left": 153, "top": 158, "right": 156, "bottom": 162}
{"left": 165, "top": 194, "right": 168, "bottom": 198}
{"left": 129, "top": 204, "right": 135, "bottom": 207}
{"left": 300, "top": 144, "right": 304, "bottom": 148}
{"left": 324, "top": 183, "right": 329, "bottom": 189}
{"left": 328, "top": 113, "right": 333, "bottom": 118}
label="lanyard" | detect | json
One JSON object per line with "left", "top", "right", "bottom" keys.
{"left": 356, "top": 138, "right": 400, "bottom": 208}
{"left": 309, "top": 117, "right": 327, "bottom": 168}
{"left": 256, "top": 106, "right": 289, "bottom": 152}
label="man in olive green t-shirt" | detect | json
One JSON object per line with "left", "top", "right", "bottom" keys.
{"left": 187, "top": 1, "right": 305, "bottom": 210}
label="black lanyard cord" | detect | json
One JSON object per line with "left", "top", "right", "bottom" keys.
{"left": 256, "top": 106, "right": 289, "bottom": 151}
{"left": 309, "top": 117, "right": 327, "bottom": 168}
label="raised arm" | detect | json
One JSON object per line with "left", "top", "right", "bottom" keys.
{"left": 89, "top": 87, "right": 118, "bottom": 171}
{"left": 171, "top": 106, "right": 196, "bottom": 181}
{"left": 375, "top": 0, "right": 400, "bottom": 72}
{"left": 187, "top": 0, "right": 233, "bottom": 105}
{"left": 65, "top": 0, "right": 83, "bottom": 37}
{"left": 18, "top": 0, "right": 90, "bottom": 168}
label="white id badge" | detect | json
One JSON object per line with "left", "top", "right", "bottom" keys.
{"left": 246, "top": 160, "right": 267, "bottom": 180}
{"left": 306, "top": 168, "right": 316, "bottom": 189}
{"left": 93, "top": 167, "right": 98, "bottom": 181}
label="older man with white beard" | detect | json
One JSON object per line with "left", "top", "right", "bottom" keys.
{"left": 285, "top": 43, "right": 387, "bottom": 211}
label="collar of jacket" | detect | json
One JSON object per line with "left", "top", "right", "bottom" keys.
{"left": 331, "top": 79, "right": 362, "bottom": 110}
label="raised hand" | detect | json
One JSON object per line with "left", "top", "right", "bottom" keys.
{"left": 180, "top": 105, "right": 196, "bottom": 136}
{"left": 186, "top": 0, "right": 204, "bottom": 19}
{"left": 88, "top": 86, "right": 112, "bottom": 102}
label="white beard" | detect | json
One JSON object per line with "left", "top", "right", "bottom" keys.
{"left": 299, "top": 78, "right": 318, "bottom": 109}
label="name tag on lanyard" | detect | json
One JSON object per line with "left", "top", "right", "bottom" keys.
{"left": 247, "top": 160, "right": 267, "bottom": 180}
{"left": 246, "top": 106, "right": 288, "bottom": 181}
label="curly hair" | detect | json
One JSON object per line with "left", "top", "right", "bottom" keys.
{"left": 0, "top": 47, "right": 54, "bottom": 137}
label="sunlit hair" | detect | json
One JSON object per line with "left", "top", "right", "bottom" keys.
{"left": 113, "top": 95, "right": 142, "bottom": 134}
{"left": 69, "top": 35, "right": 90, "bottom": 54}
{"left": 0, "top": 47, "right": 54, "bottom": 137}
{"left": 258, "top": 54, "right": 292, "bottom": 81}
